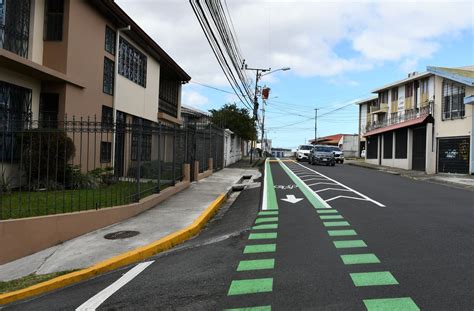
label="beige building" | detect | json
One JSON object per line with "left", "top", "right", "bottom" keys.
{"left": 357, "top": 66, "right": 474, "bottom": 175}
{"left": 0, "top": 0, "right": 190, "bottom": 176}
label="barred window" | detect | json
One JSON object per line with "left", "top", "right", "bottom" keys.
{"left": 442, "top": 79, "right": 465, "bottom": 120}
{"left": 159, "top": 78, "right": 179, "bottom": 117}
{"left": 105, "top": 26, "right": 115, "bottom": 55}
{"left": 0, "top": 0, "right": 31, "bottom": 57}
{"left": 44, "top": 0, "right": 64, "bottom": 41}
{"left": 118, "top": 37, "right": 147, "bottom": 87}
{"left": 103, "top": 57, "right": 114, "bottom": 95}
{"left": 100, "top": 142, "right": 112, "bottom": 163}
{"left": 101, "top": 105, "right": 113, "bottom": 129}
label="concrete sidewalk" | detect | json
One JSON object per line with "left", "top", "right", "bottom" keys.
{"left": 0, "top": 168, "right": 260, "bottom": 282}
{"left": 346, "top": 159, "right": 474, "bottom": 189}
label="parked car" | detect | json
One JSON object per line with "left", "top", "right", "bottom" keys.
{"left": 326, "top": 146, "right": 344, "bottom": 164}
{"left": 296, "top": 145, "right": 313, "bottom": 161}
{"left": 309, "top": 145, "right": 336, "bottom": 166}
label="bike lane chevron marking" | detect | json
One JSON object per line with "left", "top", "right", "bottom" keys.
{"left": 224, "top": 306, "right": 272, "bottom": 311}
{"left": 262, "top": 159, "right": 279, "bottom": 211}
{"left": 277, "top": 159, "right": 331, "bottom": 209}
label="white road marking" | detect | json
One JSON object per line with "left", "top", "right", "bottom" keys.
{"left": 326, "top": 195, "right": 369, "bottom": 202}
{"left": 307, "top": 182, "right": 339, "bottom": 187}
{"left": 262, "top": 158, "right": 269, "bottom": 210}
{"left": 281, "top": 194, "right": 304, "bottom": 204}
{"left": 301, "top": 177, "right": 328, "bottom": 182}
{"left": 296, "top": 174, "right": 317, "bottom": 178}
{"left": 76, "top": 261, "right": 154, "bottom": 311}
{"left": 315, "top": 188, "right": 352, "bottom": 193}
{"left": 293, "top": 162, "right": 386, "bottom": 207}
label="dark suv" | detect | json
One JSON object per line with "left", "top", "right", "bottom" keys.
{"left": 309, "top": 145, "right": 336, "bottom": 166}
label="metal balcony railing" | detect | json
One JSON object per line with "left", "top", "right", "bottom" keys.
{"left": 364, "top": 101, "right": 433, "bottom": 133}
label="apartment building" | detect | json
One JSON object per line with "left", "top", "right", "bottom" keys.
{"left": 358, "top": 66, "right": 473, "bottom": 174}
{"left": 0, "top": 0, "right": 190, "bottom": 177}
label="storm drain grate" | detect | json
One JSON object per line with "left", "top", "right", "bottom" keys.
{"left": 104, "top": 230, "right": 140, "bottom": 240}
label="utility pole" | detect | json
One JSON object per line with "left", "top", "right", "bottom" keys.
{"left": 261, "top": 100, "right": 266, "bottom": 155}
{"left": 314, "top": 108, "right": 319, "bottom": 145}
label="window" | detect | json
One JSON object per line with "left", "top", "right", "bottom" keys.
{"left": 100, "top": 142, "right": 112, "bottom": 163}
{"left": 44, "top": 0, "right": 64, "bottom": 41}
{"left": 131, "top": 117, "right": 152, "bottom": 161}
{"left": 391, "top": 88, "right": 398, "bottom": 102}
{"left": 405, "top": 83, "right": 413, "bottom": 97}
{"left": 395, "top": 128, "right": 407, "bottom": 159}
{"left": 383, "top": 133, "right": 393, "bottom": 159}
{"left": 103, "top": 57, "right": 114, "bottom": 95}
{"left": 39, "top": 93, "right": 59, "bottom": 128}
{"left": 442, "top": 79, "right": 465, "bottom": 120}
{"left": 105, "top": 26, "right": 115, "bottom": 55}
{"left": 366, "top": 135, "right": 378, "bottom": 159}
{"left": 159, "top": 78, "right": 179, "bottom": 117}
{"left": 420, "top": 78, "right": 429, "bottom": 94}
{"left": 0, "top": 0, "right": 31, "bottom": 57}
{"left": 379, "top": 91, "right": 388, "bottom": 103}
{"left": 118, "top": 37, "right": 147, "bottom": 87}
{"left": 101, "top": 105, "right": 113, "bottom": 129}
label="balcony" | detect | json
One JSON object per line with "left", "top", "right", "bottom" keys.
{"left": 370, "top": 103, "right": 388, "bottom": 114}
{"left": 365, "top": 101, "right": 433, "bottom": 133}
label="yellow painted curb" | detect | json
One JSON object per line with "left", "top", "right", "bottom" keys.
{"left": 0, "top": 193, "right": 228, "bottom": 306}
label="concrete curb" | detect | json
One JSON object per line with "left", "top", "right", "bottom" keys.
{"left": 0, "top": 193, "right": 229, "bottom": 306}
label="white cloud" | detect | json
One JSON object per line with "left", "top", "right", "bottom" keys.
{"left": 116, "top": 0, "right": 473, "bottom": 83}
{"left": 182, "top": 90, "right": 209, "bottom": 108}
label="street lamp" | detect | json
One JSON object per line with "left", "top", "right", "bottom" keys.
{"left": 242, "top": 61, "right": 290, "bottom": 162}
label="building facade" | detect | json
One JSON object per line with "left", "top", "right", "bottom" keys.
{"left": 0, "top": 0, "right": 190, "bottom": 179}
{"left": 359, "top": 66, "right": 473, "bottom": 174}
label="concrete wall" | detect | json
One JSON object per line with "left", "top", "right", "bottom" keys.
{"left": 0, "top": 165, "right": 191, "bottom": 264}
{"left": 28, "top": 0, "right": 45, "bottom": 64}
{"left": 224, "top": 130, "right": 242, "bottom": 167}
{"left": 115, "top": 33, "right": 160, "bottom": 123}
{"left": 341, "top": 135, "right": 358, "bottom": 157}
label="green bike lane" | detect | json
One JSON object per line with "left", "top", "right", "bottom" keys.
{"left": 221, "top": 159, "right": 420, "bottom": 310}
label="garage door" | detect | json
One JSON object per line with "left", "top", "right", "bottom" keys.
{"left": 438, "top": 137, "right": 470, "bottom": 174}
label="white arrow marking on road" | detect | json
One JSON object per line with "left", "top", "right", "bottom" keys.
{"left": 281, "top": 195, "right": 304, "bottom": 204}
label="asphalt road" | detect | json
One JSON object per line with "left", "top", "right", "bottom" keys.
{"left": 3, "top": 160, "right": 474, "bottom": 310}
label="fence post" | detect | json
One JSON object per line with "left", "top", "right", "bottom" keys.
{"left": 136, "top": 118, "right": 142, "bottom": 202}
{"left": 172, "top": 123, "right": 176, "bottom": 186}
{"left": 156, "top": 122, "right": 161, "bottom": 193}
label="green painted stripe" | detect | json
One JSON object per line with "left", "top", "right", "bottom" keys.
{"left": 265, "top": 161, "right": 279, "bottom": 210}
{"left": 328, "top": 229, "right": 357, "bottom": 236}
{"left": 258, "top": 211, "right": 278, "bottom": 216}
{"left": 255, "top": 217, "right": 278, "bottom": 224}
{"left": 228, "top": 278, "right": 273, "bottom": 296}
{"left": 252, "top": 224, "right": 278, "bottom": 230}
{"left": 237, "top": 259, "right": 275, "bottom": 271}
{"left": 333, "top": 240, "right": 367, "bottom": 248}
{"left": 278, "top": 161, "right": 327, "bottom": 209}
{"left": 363, "top": 297, "right": 420, "bottom": 311}
{"left": 316, "top": 209, "right": 338, "bottom": 214}
{"left": 340, "top": 253, "right": 380, "bottom": 265}
{"left": 244, "top": 244, "right": 276, "bottom": 254}
{"left": 350, "top": 271, "right": 399, "bottom": 287}
{"left": 320, "top": 215, "right": 343, "bottom": 220}
{"left": 224, "top": 306, "right": 272, "bottom": 311}
{"left": 248, "top": 233, "right": 277, "bottom": 240}
{"left": 323, "top": 221, "right": 350, "bottom": 227}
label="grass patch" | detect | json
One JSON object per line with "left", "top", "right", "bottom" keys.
{"left": 0, "top": 181, "right": 170, "bottom": 220}
{"left": 0, "top": 270, "right": 77, "bottom": 294}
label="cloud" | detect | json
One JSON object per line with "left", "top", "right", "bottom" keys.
{"left": 116, "top": 0, "right": 473, "bottom": 83}
{"left": 182, "top": 90, "right": 209, "bottom": 108}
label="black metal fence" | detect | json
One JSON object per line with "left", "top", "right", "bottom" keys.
{"left": 0, "top": 117, "right": 224, "bottom": 220}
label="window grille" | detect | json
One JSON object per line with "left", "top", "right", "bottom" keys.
{"left": 0, "top": 0, "right": 30, "bottom": 57}
{"left": 442, "top": 79, "right": 465, "bottom": 120}
{"left": 105, "top": 26, "right": 115, "bottom": 55}
{"left": 44, "top": 0, "right": 64, "bottom": 41}
{"left": 103, "top": 57, "right": 114, "bottom": 95}
{"left": 118, "top": 37, "right": 147, "bottom": 87}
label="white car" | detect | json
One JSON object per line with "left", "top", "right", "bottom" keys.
{"left": 296, "top": 145, "right": 313, "bottom": 161}
{"left": 326, "top": 146, "right": 344, "bottom": 164}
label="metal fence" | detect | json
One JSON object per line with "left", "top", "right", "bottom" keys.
{"left": 0, "top": 117, "right": 224, "bottom": 220}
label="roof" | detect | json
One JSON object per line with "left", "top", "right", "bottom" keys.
{"left": 427, "top": 66, "right": 474, "bottom": 86}
{"left": 310, "top": 134, "right": 356, "bottom": 145}
{"left": 181, "top": 105, "right": 210, "bottom": 117}
{"left": 354, "top": 95, "right": 378, "bottom": 105}
{"left": 372, "top": 72, "right": 432, "bottom": 93}
{"left": 364, "top": 115, "right": 429, "bottom": 137}
{"left": 89, "top": 0, "right": 191, "bottom": 82}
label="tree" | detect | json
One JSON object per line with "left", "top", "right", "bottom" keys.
{"left": 210, "top": 104, "right": 256, "bottom": 140}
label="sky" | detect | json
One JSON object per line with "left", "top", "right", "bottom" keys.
{"left": 116, "top": 0, "right": 474, "bottom": 149}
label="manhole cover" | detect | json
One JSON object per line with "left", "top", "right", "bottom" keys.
{"left": 104, "top": 230, "right": 140, "bottom": 240}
